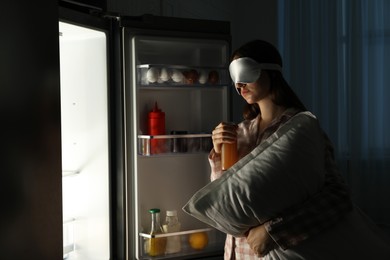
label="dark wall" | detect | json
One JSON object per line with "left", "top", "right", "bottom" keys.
{"left": 0, "top": 1, "right": 62, "bottom": 259}
{"left": 61, "top": 0, "right": 107, "bottom": 11}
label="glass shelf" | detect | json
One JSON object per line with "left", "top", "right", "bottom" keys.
{"left": 138, "top": 134, "right": 212, "bottom": 156}
{"left": 139, "top": 228, "right": 224, "bottom": 259}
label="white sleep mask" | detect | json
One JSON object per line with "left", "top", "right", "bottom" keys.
{"left": 229, "top": 57, "right": 282, "bottom": 84}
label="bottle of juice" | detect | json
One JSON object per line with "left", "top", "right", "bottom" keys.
{"left": 221, "top": 140, "right": 238, "bottom": 171}
{"left": 147, "top": 208, "right": 167, "bottom": 256}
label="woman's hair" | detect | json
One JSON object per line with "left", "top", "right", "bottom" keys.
{"left": 231, "top": 39, "right": 307, "bottom": 120}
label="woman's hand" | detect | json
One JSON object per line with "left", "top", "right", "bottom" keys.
{"left": 211, "top": 122, "right": 238, "bottom": 154}
{"left": 246, "top": 224, "right": 276, "bottom": 257}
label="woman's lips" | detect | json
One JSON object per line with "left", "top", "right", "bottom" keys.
{"left": 241, "top": 89, "right": 249, "bottom": 96}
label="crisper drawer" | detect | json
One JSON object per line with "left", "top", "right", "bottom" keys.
{"left": 139, "top": 228, "right": 224, "bottom": 259}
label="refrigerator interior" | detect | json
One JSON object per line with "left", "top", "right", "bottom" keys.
{"left": 59, "top": 21, "right": 110, "bottom": 260}
{"left": 126, "top": 34, "right": 230, "bottom": 259}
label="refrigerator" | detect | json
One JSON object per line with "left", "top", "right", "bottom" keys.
{"left": 59, "top": 4, "right": 231, "bottom": 260}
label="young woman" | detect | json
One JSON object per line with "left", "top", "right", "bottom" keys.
{"left": 209, "top": 40, "right": 389, "bottom": 259}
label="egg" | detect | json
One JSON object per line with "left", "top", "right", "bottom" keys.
{"left": 208, "top": 70, "right": 219, "bottom": 85}
{"left": 198, "top": 70, "right": 208, "bottom": 84}
{"left": 171, "top": 69, "right": 184, "bottom": 83}
{"left": 146, "top": 67, "right": 160, "bottom": 83}
{"left": 183, "top": 69, "right": 199, "bottom": 84}
{"left": 158, "top": 68, "right": 170, "bottom": 83}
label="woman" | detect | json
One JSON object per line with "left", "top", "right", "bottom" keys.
{"left": 209, "top": 40, "right": 389, "bottom": 259}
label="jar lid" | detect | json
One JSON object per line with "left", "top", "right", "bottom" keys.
{"left": 149, "top": 208, "right": 160, "bottom": 213}
{"left": 166, "top": 210, "right": 177, "bottom": 216}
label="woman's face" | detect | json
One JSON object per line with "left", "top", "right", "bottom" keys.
{"left": 233, "top": 56, "right": 271, "bottom": 104}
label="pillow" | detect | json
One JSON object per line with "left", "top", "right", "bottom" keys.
{"left": 183, "top": 112, "right": 326, "bottom": 236}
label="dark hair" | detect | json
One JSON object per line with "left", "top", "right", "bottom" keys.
{"left": 231, "top": 39, "right": 306, "bottom": 120}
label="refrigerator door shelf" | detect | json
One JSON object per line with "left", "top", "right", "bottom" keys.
{"left": 63, "top": 218, "right": 76, "bottom": 258}
{"left": 139, "top": 227, "right": 212, "bottom": 239}
{"left": 138, "top": 65, "right": 229, "bottom": 86}
{"left": 138, "top": 133, "right": 211, "bottom": 139}
{"left": 139, "top": 228, "right": 225, "bottom": 259}
{"left": 138, "top": 134, "right": 212, "bottom": 156}
{"left": 138, "top": 64, "right": 227, "bottom": 70}
{"left": 62, "top": 170, "right": 81, "bottom": 177}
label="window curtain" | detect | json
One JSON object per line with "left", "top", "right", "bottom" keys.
{"left": 278, "top": 0, "right": 390, "bottom": 228}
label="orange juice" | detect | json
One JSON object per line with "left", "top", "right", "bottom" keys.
{"left": 221, "top": 141, "right": 238, "bottom": 170}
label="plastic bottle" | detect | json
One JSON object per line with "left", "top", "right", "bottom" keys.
{"left": 163, "top": 210, "right": 181, "bottom": 254}
{"left": 221, "top": 140, "right": 238, "bottom": 170}
{"left": 147, "top": 208, "right": 167, "bottom": 256}
{"left": 148, "top": 102, "right": 166, "bottom": 154}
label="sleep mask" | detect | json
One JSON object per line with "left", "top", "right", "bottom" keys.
{"left": 229, "top": 57, "right": 282, "bottom": 85}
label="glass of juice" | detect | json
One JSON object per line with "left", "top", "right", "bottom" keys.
{"left": 221, "top": 141, "right": 238, "bottom": 171}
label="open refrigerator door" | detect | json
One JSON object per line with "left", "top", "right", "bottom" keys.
{"left": 59, "top": 21, "right": 110, "bottom": 260}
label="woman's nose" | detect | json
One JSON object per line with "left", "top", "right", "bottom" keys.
{"left": 234, "top": 83, "right": 246, "bottom": 95}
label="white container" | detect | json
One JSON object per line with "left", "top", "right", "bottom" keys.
{"left": 163, "top": 210, "right": 181, "bottom": 254}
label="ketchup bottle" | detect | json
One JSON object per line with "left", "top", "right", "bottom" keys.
{"left": 148, "top": 102, "right": 166, "bottom": 154}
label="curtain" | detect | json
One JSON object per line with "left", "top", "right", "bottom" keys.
{"left": 278, "top": 0, "right": 390, "bottom": 228}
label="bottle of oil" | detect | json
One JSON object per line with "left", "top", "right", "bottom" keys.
{"left": 147, "top": 208, "right": 167, "bottom": 256}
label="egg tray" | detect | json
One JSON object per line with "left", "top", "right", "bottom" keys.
{"left": 137, "top": 65, "right": 229, "bottom": 86}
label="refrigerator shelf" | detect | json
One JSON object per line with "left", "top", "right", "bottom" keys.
{"left": 138, "top": 134, "right": 212, "bottom": 155}
{"left": 138, "top": 64, "right": 229, "bottom": 86}
{"left": 139, "top": 227, "right": 212, "bottom": 238}
{"left": 137, "top": 64, "right": 227, "bottom": 70}
{"left": 63, "top": 217, "right": 76, "bottom": 224}
{"left": 138, "top": 83, "right": 228, "bottom": 88}
{"left": 62, "top": 170, "right": 80, "bottom": 177}
{"left": 138, "top": 134, "right": 211, "bottom": 139}
{"left": 139, "top": 228, "right": 224, "bottom": 259}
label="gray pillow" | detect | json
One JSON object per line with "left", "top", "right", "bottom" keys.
{"left": 183, "top": 112, "right": 325, "bottom": 236}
